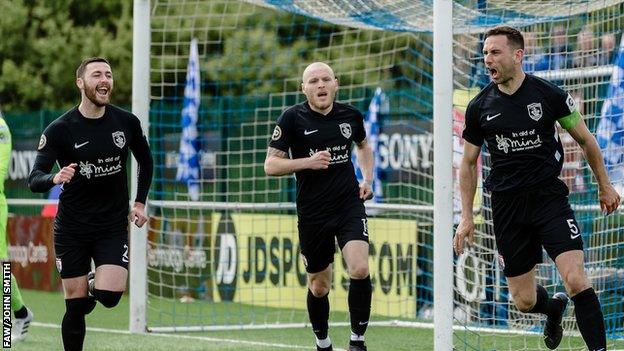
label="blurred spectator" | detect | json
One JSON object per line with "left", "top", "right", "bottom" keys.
{"left": 598, "top": 33, "right": 616, "bottom": 65}
{"left": 573, "top": 26, "right": 599, "bottom": 68}
{"left": 522, "top": 32, "right": 549, "bottom": 72}
{"left": 547, "top": 25, "right": 572, "bottom": 70}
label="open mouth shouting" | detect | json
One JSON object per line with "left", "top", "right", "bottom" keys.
{"left": 488, "top": 67, "right": 500, "bottom": 80}
{"left": 96, "top": 85, "right": 110, "bottom": 98}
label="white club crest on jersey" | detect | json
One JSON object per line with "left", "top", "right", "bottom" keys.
{"left": 339, "top": 123, "right": 352, "bottom": 139}
{"left": 527, "top": 102, "right": 543, "bottom": 121}
{"left": 112, "top": 131, "right": 126, "bottom": 148}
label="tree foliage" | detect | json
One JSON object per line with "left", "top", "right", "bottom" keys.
{"left": 0, "top": 0, "right": 132, "bottom": 112}
{"left": 0, "top": 0, "right": 426, "bottom": 111}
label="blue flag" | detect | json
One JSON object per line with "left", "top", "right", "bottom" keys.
{"left": 176, "top": 39, "right": 201, "bottom": 201}
{"left": 596, "top": 35, "right": 624, "bottom": 193}
{"left": 353, "top": 87, "right": 384, "bottom": 202}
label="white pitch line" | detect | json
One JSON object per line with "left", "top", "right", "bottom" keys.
{"left": 30, "top": 322, "right": 624, "bottom": 350}
{"left": 31, "top": 322, "right": 346, "bottom": 350}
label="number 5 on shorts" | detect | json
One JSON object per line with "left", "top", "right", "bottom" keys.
{"left": 567, "top": 218, "right": 580, "bottom": 239}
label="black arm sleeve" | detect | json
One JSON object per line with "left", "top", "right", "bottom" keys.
{"left": 129, "top": 116, "right": 153, "bottom": 204}
{"left": 461, "top": 99, "right": 484, "bottom": 147}
{"left": 28, "top": 131, "right": 59, "bottom": 193}
{"left": 353, "top": 109, "right": 366, "bottom": 144}
{"left": 548, "top": 84, "right": 577, "bottom": 119}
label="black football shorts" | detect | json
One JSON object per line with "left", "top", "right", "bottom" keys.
{"left": 491, "top": 179, "right": 584, "bottom": 277}
{"left": 54, "top": 230, "right": 129, "bottom": 279}
{"left": 298, "top": 202, "right": 369, "bottom": 274}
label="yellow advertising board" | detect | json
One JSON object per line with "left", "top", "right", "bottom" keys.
{"left": 211, "top": 213, "right": 418, "bottom": 319}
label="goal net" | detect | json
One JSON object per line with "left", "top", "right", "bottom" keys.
{"left": 452, "top": 1, "right": 624, "bottom": 350}
{"left": 141, "top": 0, "right": 624, "bottom": 349}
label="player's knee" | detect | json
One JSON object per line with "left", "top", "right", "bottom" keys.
{"left": 65, "top": 297, "right": 97, "bottom": 316}
{"left": 94, "top": 289, "right": 123, "bottom": 308}
{"left": 563, "top": 274, "right": 590, "bottom": 296}
{"left": 349, "top": 265, "right": 369, "bottom": 279}
{"left": 309, "top": 283, "right": 330, "bottom": 297}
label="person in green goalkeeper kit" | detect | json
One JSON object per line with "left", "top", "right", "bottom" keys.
{"left": 0, "top": 108, "right": 34, "bottom": 342}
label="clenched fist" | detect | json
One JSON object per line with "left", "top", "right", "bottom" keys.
{"left": 307, "top": 150, "right": 331, "bottom": 170}
{"left": 53, "top": 163, "right": 78, "bottom": 184}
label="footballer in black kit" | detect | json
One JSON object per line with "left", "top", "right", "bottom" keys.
{"left": 269, "top": 100, "right": 368, "bottom": 272}
{"left": 454, "top": 27, "right": 620, "bottom": 351}
{"left": 462, "top": 73, "right": 583, "bottom": 276}
{"left": 29, "top": 104, "right": 152, "bottom": 277}
{"left": 28, "top": 57, "right": 153, "bottom": 351}
{"left": 265, "top": 62, "right": 374, "bottom": 351}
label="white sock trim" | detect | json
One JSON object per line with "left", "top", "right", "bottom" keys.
{"left": 316, "top": 336, "right": 331, "bottom": 348}
{"left": 350, "top": 332, "right": 365, "bottom": 341}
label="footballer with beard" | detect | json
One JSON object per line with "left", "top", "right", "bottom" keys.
{"left": 28, "top": 57, "right": 153, "bottom": 351}
{"left": 265, "top": 62, "right": 374, "bottom": 351}
{"left": 454, "top": 26, "right": 620, "bottom": 351}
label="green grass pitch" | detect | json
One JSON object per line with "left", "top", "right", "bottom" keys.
{"left": 8, "top": 289, "right": 624, "bottom": 350}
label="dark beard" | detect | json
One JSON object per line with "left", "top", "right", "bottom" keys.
{"left": 494, "top": 74, "right": 512, "bottom": 85}
{"left": 85, "top": 86, "right": 109, "bottom": 107}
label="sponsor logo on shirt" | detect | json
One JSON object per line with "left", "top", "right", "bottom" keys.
{"left": 495, "top": 129, "right": 542, "bottom": 154}
{"left": 112, "top": 131, "right": 126, "bottom": 148}
{"left": 74, "top": 141, "right": 89, "bottom": 149}
{"left": 79, "top": 156, "right": 123, "bottom": 179}
{"left": 309, "top": 144, "right": 350, "bottom": 165}
{"left": 38, "top": 135, "right": 47, "bottom": 150}
{"left": 271, "top": 126, "right": 282, "bottom": 141}
{"left": 486, "top": 113, "right": 501, "bottom": 121}
{"left": 527, "top": 102, "right": 543, "bottom": 121}
{"left": 566, "top": 93, "right": 577, "bottom": 113}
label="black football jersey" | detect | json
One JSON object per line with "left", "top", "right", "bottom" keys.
{"left": 269, "top": 101, "right": 366, "bottom": 219}
{"left": 28, "top": 105, "right": 153, "bottom": 234}
{"left": 462, "top": 74, "right": 578, "bottom": 192}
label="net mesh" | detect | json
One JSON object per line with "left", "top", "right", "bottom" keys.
{"left": 146, "top": 0, "right": 624, "bottom": 349}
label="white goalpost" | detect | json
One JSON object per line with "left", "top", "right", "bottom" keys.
{"left": 432, "top": 0, "right": 454, "bottom": 349}
{"left": 130, "top": 0, "right": 151, "bottom": 334}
